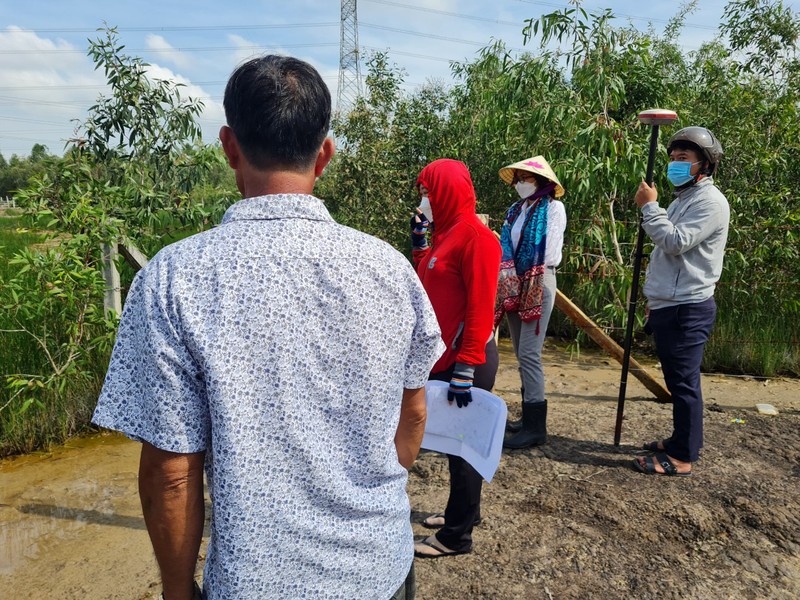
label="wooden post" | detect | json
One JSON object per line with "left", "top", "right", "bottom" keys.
{"left": 490, "top": 228, "right": 669, "bottom": 402}
{"left": 118, "top": 240, "right": 149, "bottom": 272}
{"left": 101, "top": 243, "right": 122, "bottom": 317}
{"left": 554, "top": 289, "right": 671, "bottom": 403}
{"left": 101, "top": 239, "right": 150, "bottom": 316}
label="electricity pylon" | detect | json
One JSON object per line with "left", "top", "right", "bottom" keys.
{"left": 337, "top": 0, "right": 362, "bottom": 112}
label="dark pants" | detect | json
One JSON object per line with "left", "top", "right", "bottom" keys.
{"left": 429, "top": 339, "right": 499, "bottom": 552}
{"left": 648, "top": 298, "right": 717, "bottom": 463}
{"left": 389, "top": 563, "right": 415, "bottom": 600}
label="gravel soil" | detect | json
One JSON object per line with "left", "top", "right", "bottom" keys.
{"left": 409, "top": 340, "right": 800, "bottom": 600}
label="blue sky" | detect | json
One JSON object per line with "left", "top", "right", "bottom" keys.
{"left": 0, "top": 0, "right": 794, "bottom": 157}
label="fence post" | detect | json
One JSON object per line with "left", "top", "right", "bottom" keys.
{"left": 118, "top": 240, "right": 149, "bottom": 272}
{"left": 101, "top": 242, "right": 122, "bottom": 316}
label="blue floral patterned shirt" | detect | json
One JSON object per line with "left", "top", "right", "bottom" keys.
{"left": 93, "top": 194, "right": 444, "bottom": 600}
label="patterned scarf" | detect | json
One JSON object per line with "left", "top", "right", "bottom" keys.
{"left": 494, "top": 183, "right": 554, "bottom": 330}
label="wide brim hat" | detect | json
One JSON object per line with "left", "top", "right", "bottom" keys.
{"left": 499, "top": 155, "right": 565, "bottom": 198}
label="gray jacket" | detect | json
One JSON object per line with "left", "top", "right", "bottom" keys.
{"left": 641, "top": 178, "right": 730, "bottom": 309}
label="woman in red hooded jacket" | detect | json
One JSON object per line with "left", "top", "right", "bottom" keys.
{"left": 410, "top": 159, "right": 501, "bottom": 558}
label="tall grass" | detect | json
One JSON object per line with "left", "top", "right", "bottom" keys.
{"left": 0, "top": 209, "right": 41, "bottom": 274}
{"left": 705, "top": 303, "right": 800, "bottom": 378}
{"left": 549, "top": 273, "right": 800, "bottom": 379}
{"left": 0, "top": 211, "right": 108, "bottom": 456}
{"left": 0, "top": 210, "right": 45, "bottom": 383}
{"left": 0, "top": 209, "right": 217, "bottom": 457}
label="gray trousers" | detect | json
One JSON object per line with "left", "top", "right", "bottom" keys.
{"left": 388, "top": 563, "right": 415, "bottom": 600}
{"left": 506, "top": 269, "right": 556, "bottom": 405}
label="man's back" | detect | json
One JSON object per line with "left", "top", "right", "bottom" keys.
{"left": 94, "top": 194, "right": 443, "bottom": 598}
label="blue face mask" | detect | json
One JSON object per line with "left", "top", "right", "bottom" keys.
{"left": 667, "top": 160, "right": 701, "bottom": 186}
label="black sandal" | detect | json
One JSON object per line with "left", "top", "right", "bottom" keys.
{"left": 414, "top": 535, "right": 471, "bottom": 558}
{"left": 421, "top": 512, "right": 481, "bottom": 529}
{"left": 632, "top": 453, "right": 691, "bottom": 477}
{"left": 421, "top": 513, "right": 445, "bottom": 529}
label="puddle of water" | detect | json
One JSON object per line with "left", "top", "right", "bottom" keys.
{"left": 0, "top": 506, "right": 87, "bottom": 574}
{"left": 0, "top": 432, "right": 142, "bottom": 577}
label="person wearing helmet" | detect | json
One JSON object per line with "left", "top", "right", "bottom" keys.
{"left": 632, "top": 126, "right": 730, "bottom": 477}
{"left": 494, "top": 155, "right": 567, "bottom": 449}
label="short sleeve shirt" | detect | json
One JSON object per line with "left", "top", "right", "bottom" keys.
{"left": 93, "top": 194, "right": 444, "bottom": 600}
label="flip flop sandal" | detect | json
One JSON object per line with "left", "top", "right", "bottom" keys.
{"left": 414, "top": 535, "right": 471, "bottom": 559}
{"left": 421, "top": 513, "right": 446, "bottom": 529}
{"left": 642, "top": 440, "right": 666, "bottom": 452}
{"left": 632, "top": 453, "right": 691, "bottom": 477}
{"left": 421, "top": 513, "right": 482, "bottom": 529}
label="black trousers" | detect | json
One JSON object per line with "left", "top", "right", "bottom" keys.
{"left": 428, "top": 339, "right": 499, "bottom": 552}
{"left": 649, "top": 298, "right": 717, "bottom": 463}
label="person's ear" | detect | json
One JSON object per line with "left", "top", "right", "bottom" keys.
{"left": 314, "top": 137, "right": 335, "bottom": 177}
{"left": 219, "top": 126, "right": 241, "bottom": 169}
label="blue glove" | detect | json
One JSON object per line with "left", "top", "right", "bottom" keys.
{"left": 410, "top": 209, "right": 430, "bottom": 250}
{"left": 448, "top": 363, "right": 475, "bottom": 408}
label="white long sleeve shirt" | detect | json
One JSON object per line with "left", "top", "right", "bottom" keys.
{"left": 510, "top": 198, "right": 567, "bottom": 267}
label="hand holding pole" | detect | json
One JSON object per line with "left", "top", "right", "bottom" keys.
{"left": 614, "top": 109, "right": 678, "bottom": 446}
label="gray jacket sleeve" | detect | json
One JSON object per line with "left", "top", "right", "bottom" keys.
{"left": 641, "top": 193, "right": 726, "bottom": 256}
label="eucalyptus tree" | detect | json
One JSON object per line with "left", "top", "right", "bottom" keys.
{"left": 0, "top": 27, "right": 220, "bottom": 451}
{"left": 321, "top": 51, "right": 452, "bottom": 251}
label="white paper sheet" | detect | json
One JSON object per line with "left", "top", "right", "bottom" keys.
{"left": 420, "top": 380, "right": 508, "bottom": 482}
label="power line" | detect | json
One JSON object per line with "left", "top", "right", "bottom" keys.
{"left": 361, "top": 21, "right": 526, "bottom": 51}
{"left": 362, "top": 45, "right": 459, "bottom": 63}
{"left": 0, "top": 42, "right": 339, "bottom": 55}
{"left": 5, "top": 22, "right": 339, "bottom": 34}
{"left": 1, "top": 27, "right": 501, "bottom": 57}
{"left": 0, "top": 95, "right": 87, "bottom": 108}
{"left": 0, "top": 115, "right": 67, "bottom": 126}
{"left": 367, "top": 0, "right": 723, "bottom": 33}
{"left": 0, "top": 74, "right": 339, "bottom": 93}
{"left": 363, "top": 0, "right": 524, "bottom": 27}
{"left": 513, "top": 0, "right": 720, "bottom": 31}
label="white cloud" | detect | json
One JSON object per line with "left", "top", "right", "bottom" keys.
{"left": 0, "top": 26, "right": 106, "bottom": 155}
{"left": 143, "top": 63, "right": 226, "bottom": 144}
{"left": 227, "top": 34, "right": 265, "bottom": 67}
{"left": 145, "top": 34, "right": 192, "bottom": 69}
{"left": 0, "top": 26, "right": 228, "bottom": 154}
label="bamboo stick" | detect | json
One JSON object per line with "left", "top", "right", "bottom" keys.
{"left": 554, "top": 289, "right": 671, "bottom": 403}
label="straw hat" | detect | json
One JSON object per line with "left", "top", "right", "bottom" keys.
{"left": 498, "top": 155, "right": 565, "bottom": 198}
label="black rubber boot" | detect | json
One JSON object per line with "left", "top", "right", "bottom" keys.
{"left": 503, "top": 401, "right": 547, "bottom": 449}
{"left": 505, "top": 417, "right": 522, "bottom": 433}
{"left": 505, "top": 387, "right": 524, "bottom": 433}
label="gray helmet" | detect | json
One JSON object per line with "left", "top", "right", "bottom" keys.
{"left": 667, "top": 127, "right": 723, "bottom": 174}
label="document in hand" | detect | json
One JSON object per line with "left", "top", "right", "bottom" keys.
{"left": 420, "top": 381, "right": 508, "bottom": 482}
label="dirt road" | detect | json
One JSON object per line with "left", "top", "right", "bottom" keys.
{"left": 1, "top": 340, "right": 798, "bottom": 599}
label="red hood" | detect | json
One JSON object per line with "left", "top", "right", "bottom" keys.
{"left": 416, "top": 159, "right": 477, "bottom": 240}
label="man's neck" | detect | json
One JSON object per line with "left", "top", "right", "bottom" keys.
{"left": 239, "top": 169, "right": 316, "bottom": 199}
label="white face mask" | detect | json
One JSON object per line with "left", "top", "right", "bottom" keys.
{"left": 515, "top": 181, "right": 537, "bottom": 199}
{"left": 417, "top": 195, "right": 433, "bottom": 222}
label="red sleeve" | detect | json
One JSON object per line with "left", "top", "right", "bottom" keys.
{"left": 411, "top": 246, "right": 431, "bottom": 272}
{"left": 455, "top": 230, "right": 501, "bottom": 366}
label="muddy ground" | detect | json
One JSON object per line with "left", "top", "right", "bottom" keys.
{"left": 1, "top": 339, "right": 798, "bottom": 599}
